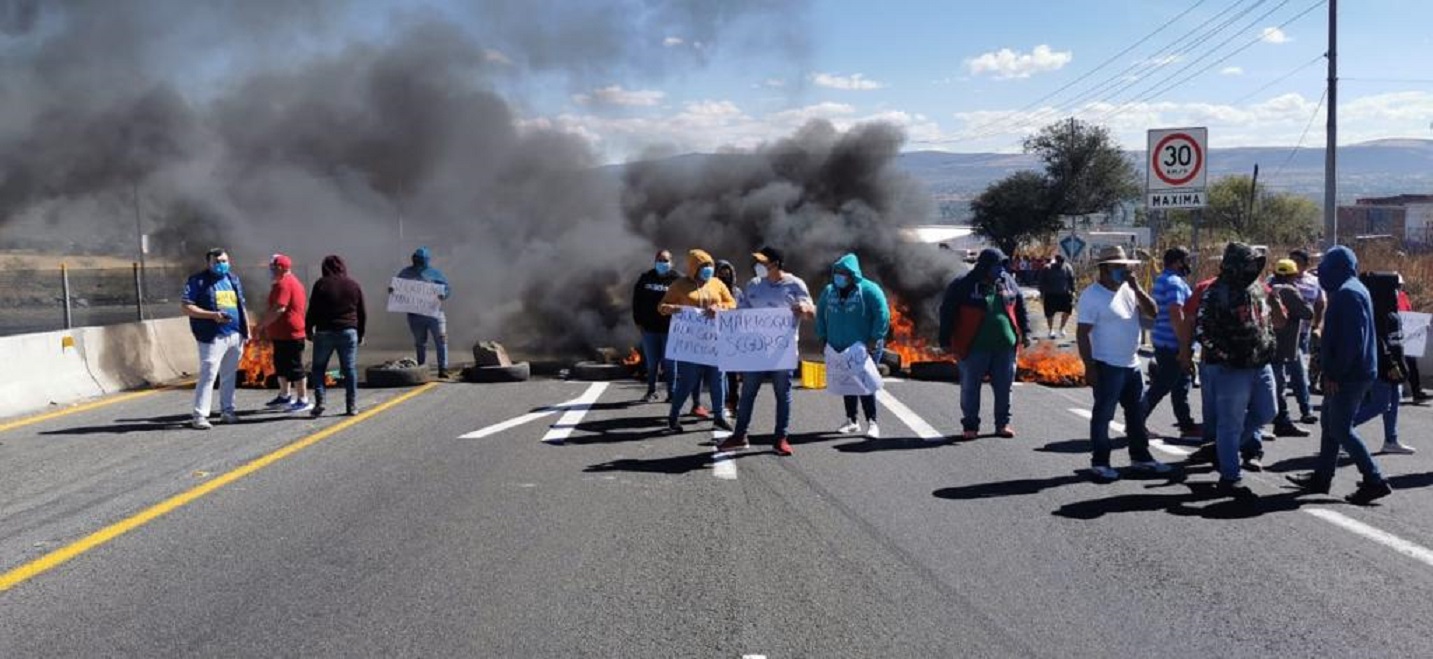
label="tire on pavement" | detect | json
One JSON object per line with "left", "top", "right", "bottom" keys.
{"left": 462, "top": 362, "right": 531, "bottom": 383}
{"left": 908, "top": 360, "right": 959, "bottom": 382}
{"left": 365, "top": 365, "right": 429, "bottom": 388}
{"left": 570, "top": 361, "right": 632, "bottom": 381}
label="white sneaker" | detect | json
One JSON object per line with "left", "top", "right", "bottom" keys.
{"left": 1131, "top": 459, "right": 1173, "bottom": 474}
{"left": 1048, "top": 331, "right": 1058, "bottom": 340}
{"left": 865, "top": 422, "right": 881, "bottom": 439}
{"left": 837, "top": 420, "right": 861, "bottom": 434}
{"left": 1090, "top": 465, "right": 1120, "bottom": 481}
{"left": 191, "top": 416, "right": 213, "bottom": 430}
{"left": 1059, "top": 330, "right": 1068, "bottom": 339}
{"left": 1382, "top": 442, "right": 1417, "bottom": 455}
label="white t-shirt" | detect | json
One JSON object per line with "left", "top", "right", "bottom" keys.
{"left": 1077, "top": 282, "right": 1142, "bottom": 368}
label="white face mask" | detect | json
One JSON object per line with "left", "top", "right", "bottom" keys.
{"left": 754, "top": 263, "right": 769, "bottom": 280}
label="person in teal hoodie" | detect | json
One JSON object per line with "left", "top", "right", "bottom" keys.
{"left": 816, "top": 253, "right": 891, "bottom": 438}
{"left": 395, "top": 247, "right": 451, "bottom": 378}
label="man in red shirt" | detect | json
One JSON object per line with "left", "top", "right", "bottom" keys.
{"left": 260, "top": 254, "right": 311, "bottom": 413}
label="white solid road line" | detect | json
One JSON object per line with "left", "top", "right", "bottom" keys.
{"left": 711, "top": 429, "right": 739, "bottom": 479}
{"left": 876, "top": 390, "right": 945, "bottom": 441}
{"left": 1066, "top": 408, "right": 1192, "bottom": 456}
{"left": 542, "top": 383, "right": 610, "bottom": 444}
{"left": 1304, "top": 508, "right": 1433, "bottom": 569}
{"left": 459, "top": 410, "right": 556, "bottom": 439}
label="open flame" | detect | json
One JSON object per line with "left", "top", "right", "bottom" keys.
{"left": 1016, "top": 342, "right": 1085, "bottom": 386}
{"left": 886, "top": 297, "right": 951, "bottom": 368}
{"left": 238, "top": 338, "right": 276, "bottom": 388}
{"left": 622, "top": 347, "right": 642, "bottom": 366}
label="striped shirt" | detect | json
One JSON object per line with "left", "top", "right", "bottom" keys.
{"left": 1151, "top": 269, "right": 1191, "bottom": 350}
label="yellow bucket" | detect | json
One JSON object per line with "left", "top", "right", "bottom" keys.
{"left": 800, "top": 360, "right": 826, "bottom": 389}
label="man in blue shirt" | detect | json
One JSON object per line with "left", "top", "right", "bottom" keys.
{"left": 395, "top": 247, "right": 451, "bottom": 378}
{"left": 181, "top": 248, "right": 251, "bottom": 429}
{"left": 1141, "top": 247, "right": 1200, "bottom": 437}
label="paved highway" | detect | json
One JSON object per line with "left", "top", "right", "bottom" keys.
{"left": 3, "top": 367, "right": 1433, "bottom": 657}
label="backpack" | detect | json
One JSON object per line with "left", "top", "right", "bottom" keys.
{"left": 1359, "top": 272, "right": 1408, "bottom": 383}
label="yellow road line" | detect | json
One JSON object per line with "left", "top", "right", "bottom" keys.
{"left": 0, "top": 381, "right": 193, "bottom": 434}
{"left": 0, "top": 382, "right": 438, "bottom": 593}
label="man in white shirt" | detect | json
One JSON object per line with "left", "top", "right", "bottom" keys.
{"left": 1076, "top": 245, "right": 1172, "bottom": 481}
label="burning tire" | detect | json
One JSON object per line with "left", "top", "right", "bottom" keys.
{"left": 908, "top": 361, "right": 958, "bottom": 382}
{"left": 571, "top": 361, "right": 632, "bottom": 381}
{"left": 462, "top": 362, "right": 531, "bottom": 383}
{"left": 365, "top": 364, "right": 429, "bottom": 388}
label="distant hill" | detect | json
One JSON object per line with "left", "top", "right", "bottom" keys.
{"left": 902, "top": 139, "right": 1433, "bottom": 221}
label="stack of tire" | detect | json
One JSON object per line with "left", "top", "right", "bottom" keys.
{"left": 366, "top": 359, "right": 429, "bottom": 388}
{"left": 463, "top": 341, "right": 531, "bottom": 383}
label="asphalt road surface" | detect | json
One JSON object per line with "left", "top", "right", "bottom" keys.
{"left": 4, "top": 364, "right": 1433, "bottom": 658}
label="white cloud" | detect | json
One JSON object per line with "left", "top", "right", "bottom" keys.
{"left": 966, "top": 44, "right": 1073, "bottom": 79}
{"left": 1146, "top": 54, "right": 1184, "bottom": 67}
{"left": 760, "top": 78, "right": 786, "bottom": 89}
{"left": 1220, "top": 66, "right": 1244, "bottom": 76}
{"left": 1261, "top": 27, "right": 1291, "bottom": 44}
{"left": 663, "top": 36, "right": 684, "bottom": 47}
{"left": 483, "top": 49, "right": 512, "bottom": 66}
{"left": 812, "top": 72, "right": 885, "bottom": 90}
{"left": 573, "top": 85, "right": 666, "bottom": 107}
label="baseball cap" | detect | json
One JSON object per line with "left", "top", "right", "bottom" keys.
{"left": 1274, "top": 258, "right": 1298, "bottom": 275}
{"left": 271, "top": 253, "right": 293, "bottom": 269}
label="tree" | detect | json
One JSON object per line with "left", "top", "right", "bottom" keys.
{"left": 1023, "top": 119, "right": 1141, "bottom": 217}
{"left": 1203, "top": 175, "right": 1321, "bottom": 245}
{"left": 970, "top": 171, "right": 1061, "bottom": 256}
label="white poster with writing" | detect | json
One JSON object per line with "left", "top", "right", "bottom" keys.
{"left": 1401, "top": 311, "right": 1431, "bottom": 358}
{"left": 717, "top": 307, "right": 799, "bottom": 372}
{"left": 666, "top": 308, "right": 721, "bottom": 367}
{"left": 824, "top": 343, "right": 884, "bottom": 396}
{"left": 387, "top": 277, "right": 445, "bottom": 318}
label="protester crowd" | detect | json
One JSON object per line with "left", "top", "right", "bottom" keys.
{"left": 178, "top": 237, "right": 1423, "bottom": 506}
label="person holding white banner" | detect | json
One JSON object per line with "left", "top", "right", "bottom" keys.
{"left": 816, "top": 253, "right": 890, "bottom": 439}
{"left": 719, "top": 247, "right": 814, "bottom": 455}
{"left": 394, "top": 247, "right": 451, "bottom": 378}
{"left": 659, "top": 249, "right": 737, "bottom": 434}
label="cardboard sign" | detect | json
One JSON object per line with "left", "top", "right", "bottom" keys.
{"left": 666, "top": 308, "right": 721, "bottom": 366}
{"left": 824, "top": 343, "right": 883, "bottom": 396}
{"left": 718, "top": 307, "right": 799, "bottom": 372}
{"left": 1401, "top": 311, "right": 1431, "bottom": 358}
{"left": 387, "top": 277, "right": 445, "bottom": 318}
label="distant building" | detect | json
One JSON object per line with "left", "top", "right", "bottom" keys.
{"left": 1339, "top": 194, "right": 1433, "bottom": 245}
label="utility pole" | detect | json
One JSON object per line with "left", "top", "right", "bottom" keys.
{"left": 132, "top": 183, "right": 146, "bottom": 318}
{"left": 1323, "top": 0, "right": 1338, "bottom": 245}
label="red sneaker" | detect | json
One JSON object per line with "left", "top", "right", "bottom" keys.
{"left": 691, "top": 405, "right": 713, "bottom": 419}
{"left": 996, "top": 426, "right": 1016, "bottom": 438}
{"left": 716, "top": 435, "right": 749, "bottom": 452}
{"left": 774, "top": 437, "right": 793, "bottom": 456}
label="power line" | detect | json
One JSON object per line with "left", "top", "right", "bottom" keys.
{"left": 1227, "top": 54, "right": 1324, "bottom": 106}
{"left": 1269, "top": 87, "right": 1328, "bottom": 182}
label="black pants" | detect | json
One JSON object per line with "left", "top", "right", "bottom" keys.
{"left": 1407, "top": 356, "right": 1425, "bottom": 397}
{"left": 844, "top": 395, "right": 878, "bottom": 422}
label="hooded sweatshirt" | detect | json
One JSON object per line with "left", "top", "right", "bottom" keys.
{"left": 1319, "top": 246, "right": 1378, "bottom": 383}
{"left": 307, "top": 255, "right": 368, "bottom": 341}
{"left": 396, "top": 247, "right": 451, "bottom": 314}
{"left": 659, "top": 249, "right": 737, "bottom": 312}
{"left": 715, "top": 259, "right": 743, "bottom": 305}
{"left": 1195, "top": 242, "right": 1276, "bottom": 369}
{"left": 815, "top": 253, "right": 891, "bottom": 352}
{"left": 937, "top": 247, "right": 1030, "bottom": 358}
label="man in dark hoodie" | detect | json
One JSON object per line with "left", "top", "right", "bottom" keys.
{"left": 1286, "top": 246, "right": 1393, "bottom": 505}
{"left": 632, "top": 250, "right": 680, "bottom": 403}
{"left": 395, "top": 247, "right": 450, "bottom": 378}
{"left": 308, "top": 255, "right": 367, "bottom": 417}
{"left": 1195, "top": 242, "right": 1287, "bottom": 499}
{"left": 938, "top": 247, "right": 1031, "bottom": 440}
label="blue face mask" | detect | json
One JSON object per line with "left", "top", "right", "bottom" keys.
{"left": 698, "top": 266, "right": 714, "bottom": 281}
{"left": 654, "top": 261, "right": 671, "bottom": 275}
{"left": 833, "top": 274, "right": 851, "bottom": 289}
{"left": 211, "top": 262, "right": 231, "bottom": 276}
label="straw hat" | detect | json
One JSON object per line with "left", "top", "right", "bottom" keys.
{"left": 1095, "top": 245, "right": 1141, "bottom": 265}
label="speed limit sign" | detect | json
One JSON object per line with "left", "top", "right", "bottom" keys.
{"left": 1146, "top": 127, "right": 1207, "bottom": 209}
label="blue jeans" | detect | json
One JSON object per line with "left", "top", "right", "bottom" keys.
{"left": 1354, "top": 381, "right": 1400, "bottom": 445}
{"left": 1272, "top": 355, "right": 1313, "bottom": 424}
{"left": 1089, "top": 362, "right": 1154, "bottom": 468}
{"left": 312, "top": 329, "right": 359, "bottom": 409}
{"left": 407, "top": 313, "right": 447, "bottom": 369}
{"left": 957, "top": 348, "right": 1016, "bottom": 431}
{"left": 1316, "top": 380, "right": 1385, "bottom": 485}
{"left": 733, "top": 370, "right": 793, "bottom": 439}
{"left": 640, "top": 331, "right": 674, "bottom": 397}
{"left": 1212, "top": 365, "right": 1276, "bottom": 482}
{"left": 669, "top": 361, "right": 724, "bottom": 425}
{"left": 1141, "top": 347, "right": 1195, "bottom": 428}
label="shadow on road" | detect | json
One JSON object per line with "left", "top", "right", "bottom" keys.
{"left": 933, "top": 473, "right": 1086, "bottom": 500}
{"left": 837, "top": 437, "right": 951, "bottom": 453}
{"left": 1054, "top": 480, "right": 1329, "bottom": 521}
{"left": 1036, "top": 437, "right": 1126, "bottom": 454}
{"left": 564, "top": 416, "right": 672, "bottom": 444}
{"left": 584, "top": 450, "right": 760, "bottom": 475}
{"left": 41, "top": 410, "right": 302, "bottom": 435}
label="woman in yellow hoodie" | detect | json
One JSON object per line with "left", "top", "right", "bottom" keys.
{"left": 659, "top": 249, "right": 737, "bottom": 433}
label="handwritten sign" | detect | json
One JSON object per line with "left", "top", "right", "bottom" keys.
{"left": 824, "top": 343, "right": 883, "bottom": 396}
{"left": 1401, "top": 311, "right": 1431, "bottom": 358}
{"left": 718, "top": 307, "right": 799, "bottom": 372}
{"left": 387, "top": 277, "right": 445, "bottom": 318}
{"left": 666, "top": 308, "right": 721, "bottom": 366}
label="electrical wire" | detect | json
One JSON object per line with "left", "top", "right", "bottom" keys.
{"left": 1268, "top": 87, "right": 1328, "bottom": 182}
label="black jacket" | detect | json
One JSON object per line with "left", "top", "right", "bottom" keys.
{"left": 632, "top": 268, "right": 680, "bottom": 333}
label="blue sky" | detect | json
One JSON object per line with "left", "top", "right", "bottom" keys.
{"left": 505, "top": 0, "right": 1433, "bottom": 161}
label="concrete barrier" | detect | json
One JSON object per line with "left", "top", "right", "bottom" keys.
{"left": 0, "top": 318, "right": 198, "bottom": 420}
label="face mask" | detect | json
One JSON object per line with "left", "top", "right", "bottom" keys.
{"left": 211, "top": 262, "right": 230, "bottom": 276}
{"left": 754, "top": 264, "right": 769, "bottom": 280}
{"left": 698, "top": 266, "right": 714, "bottom": 281}
{"left": 654, "top": 261, "right": 671, "bottom": 275}
{"left": 1110, "top": 268, "right": 1126, "bottom": 284}
{"left": 833, "top": 274, "right": 851, "bottom": 289}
